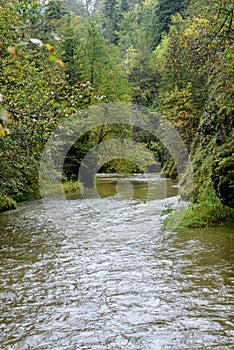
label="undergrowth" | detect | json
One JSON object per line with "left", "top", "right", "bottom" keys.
{"left": 165, "top": 187, "right": 234, "bottom": 229}
{"left": 0, "top": 195, "right": 17, "bottom": 213}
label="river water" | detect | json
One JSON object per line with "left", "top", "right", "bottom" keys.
{"left": 0, "top": 174, "right": 233, "bottom": 349}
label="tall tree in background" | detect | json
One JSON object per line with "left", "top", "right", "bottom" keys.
{"left": 101, "top": 0, "right": 120, "bottom": 44}
{"left": 154, "top": 0, "right": 190, "bottom": 45}
{"left": 64, "top": 0, "right": 88, "bottom": 16}
{"left": 58, "top": 14, "right": 131, "bottom": 101}
{"left": 153, "top": 13, "right": 211, "bottom": 147}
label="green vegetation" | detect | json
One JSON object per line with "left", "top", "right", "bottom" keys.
{"left": 0, "top": 195, "right": 17, "bottom": 213}
{"left": 166, "top": 185, "right": 234, "bottom": 229}
{"left": 63, "top": 180, "right": 83, "bottom": 199}
{"left": 42, "top": 180, "right": 82, "bottom": 199}
{"left": 0, "top": 0, "right": 233, "bottom": 228}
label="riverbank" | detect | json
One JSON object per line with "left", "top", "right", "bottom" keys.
{"left": 41, "top": 180, "right": 83, "bottom": 200}
{"left": 0, "top": 180, "right": 83, "bottom": 213}
{"left": 1, "top": 176, "right": 234, "bottom": 230}
{"left": 165, "top": 191, "right": 234, "bottom": 230}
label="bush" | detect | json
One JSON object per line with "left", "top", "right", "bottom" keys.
{"left": 0, "top": 195, "right": 17, "bottom": 213}
{"left": 165, "top": 188, "right": 234, "bottom": 229}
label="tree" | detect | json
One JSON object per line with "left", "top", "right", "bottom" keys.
{"left": 154, "top": 0, "right": 189, "bottom": 45}
{"left": 64, "top": 0, "right": 88, "bottom": 16}
{"left": 58, "top": 14, "right": 131, "bottom": 101}
{"left": 153, "top": 13, "right": 211, "bottom": 146}
{"left": 123, "top": 28, "right": 159, "bottom": 106}
{"left": 101, "top": 0, "right": 121, "bottom": 44}
{"left": 0, "top": 0, "right": 99, "bottom": 201}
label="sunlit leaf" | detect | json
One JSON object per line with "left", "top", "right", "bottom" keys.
{"left": 0, "top": 109, "right": 9, "bottom": 122}
{"left": 56, "top": 59, "right": 65, "bottom": 67}
{"left": 48, "top": 54, "right": 57, "bottom": 62}
{"left": 0, "top": 126, "right": 6, "bottom": 137}
{"left": 45, "top": 44, "right": 56, "bottom": 52}
{"left": 30, "top": 38, "right": 43, "bottom": 47}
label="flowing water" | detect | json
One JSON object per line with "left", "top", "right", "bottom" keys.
{"left": 0, "top": 174, "right": 233, "bottom": 349}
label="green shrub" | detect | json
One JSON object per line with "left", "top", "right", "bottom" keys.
{"left": 63, "top": 181, "right": 83, "bottom": 199}
{"left": 165, "top": 188, "right": 234, "bottom": 229}
{"left": 0, "top": 195, "right": 17, "bottom": 212}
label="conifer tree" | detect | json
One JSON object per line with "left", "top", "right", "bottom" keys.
{"left": 155, "top": 0, "right": 188, "bottom": 45}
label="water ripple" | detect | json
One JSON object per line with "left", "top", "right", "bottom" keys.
{"left": 0, "top": 178, "right": 233, "bottom": 349}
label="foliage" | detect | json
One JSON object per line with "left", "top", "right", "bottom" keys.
{"left": 58, "top": 14, "right": 131, "bottom": 101}
{"left": 99, "top": 159, "right": 143, "bottom": 174}
{"left": 0, "top": 0, "right": 102, "bottom": 201}
{"left": 154, "top": 0, "right": 189, "bottom": 46}
{"left": 0, "top": 195, "right": 17, "bottom": 213}
{"left": 166, "top": 185, "right": 234, "bottom": 229}
{"left": 160, "top": 82, "right": 201, "bottom": 148}
{"left": 153, "top": 14, "right": 210, "bottom": 148}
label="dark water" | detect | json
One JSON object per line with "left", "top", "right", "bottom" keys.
{"left": 0, "top": 174, "right": 233, "bottom": 349}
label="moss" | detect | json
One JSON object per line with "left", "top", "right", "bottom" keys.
{"left": 212, "top": 130, "right": 234, "bottom": 207}
{"left": 180, "top": 137, "right": 214, "bottom": 202}
{"left": 0, "top": 195, "right": 17, "bottom": 213}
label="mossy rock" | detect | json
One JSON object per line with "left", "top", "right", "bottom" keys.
{"left": 0, "top": 195, "right": 17, "bottom": 213}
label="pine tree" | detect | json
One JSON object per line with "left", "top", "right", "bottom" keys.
{"left": 101, "top": 0, "right": 120, "bottom": 44}
{"left": 155, "top": 0, "right": 188, "bottom": 45}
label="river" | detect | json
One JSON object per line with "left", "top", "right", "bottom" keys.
{"left": 0, "top": 174, "right": 233, "bottom": 349}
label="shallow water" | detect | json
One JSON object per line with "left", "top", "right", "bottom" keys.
{"left": 0, "top": 174, "right": 233, "bottom": 349}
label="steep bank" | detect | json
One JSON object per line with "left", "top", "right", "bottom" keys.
{"left": 172, "top": 108, "right": 234, "bottom": 228}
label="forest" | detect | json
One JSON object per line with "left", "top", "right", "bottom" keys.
{"left": 0, "top": 0, "right": 233, "bottom": 227}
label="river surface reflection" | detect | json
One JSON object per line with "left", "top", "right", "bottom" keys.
{"left": 0, "top": 174, "right": 233, "bottom": 349}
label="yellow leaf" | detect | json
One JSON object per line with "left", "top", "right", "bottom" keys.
{"left": 7, "top": 46, "right": 18, "bottom": 58}
{"left": 56, "top": 59, "right": 65, "bottom": 67}
{"left": 0, "top": 128, "right": 6, "bottom": 137}
{"left": 49, "top": 55, "right": 64, "bottom": 67}
{"left": 45, "top": 44, "right": 56, "bottom": 52}
{"left": 0, "top": 121, "right": 9, "bottom": 137}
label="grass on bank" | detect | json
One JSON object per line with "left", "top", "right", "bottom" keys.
{"left": 165, "top": 194, "right": 234, "bottom": 230}
{"left": 40, "top": 180, "right": 82, "bottom": 199}
{"left": 63, "top": 180, "right": 83, "bottom": 199}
